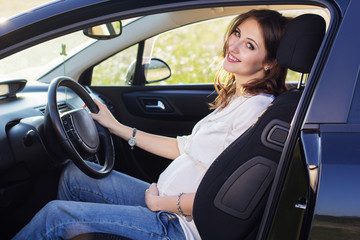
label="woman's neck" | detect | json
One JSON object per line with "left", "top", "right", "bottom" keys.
{"left": 235, "top": 85, "right": 244, "bottom": 97}
{"left": 234, "top": 75, "right": 248, "bottom": 97}
{"left": 234, "top": 70, "right": 266, "bottom": 96}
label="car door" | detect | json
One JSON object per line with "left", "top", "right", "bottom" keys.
{"left": 258, "top": 0, "right": 360, "bottom": 239}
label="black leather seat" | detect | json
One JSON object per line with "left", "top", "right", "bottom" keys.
{"left": 71, "top": 13, "right": 325, "bottom": 240}
{"left": 192, "top": 14, "right": 325, "bottom": 240}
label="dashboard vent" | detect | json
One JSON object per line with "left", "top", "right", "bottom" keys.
{"left": 36, "top": 102, "right": 72, "bottom": 115}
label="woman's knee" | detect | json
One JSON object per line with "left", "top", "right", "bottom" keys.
{"left": 37, "top": 200, "right": 69, "bottom": 222}
{"left": 57, "top": 162, "right": 84, "bottom": 200}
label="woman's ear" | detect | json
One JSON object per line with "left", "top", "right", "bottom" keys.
{"left": 264, "top": 59, "right": 277, "bottom": 71}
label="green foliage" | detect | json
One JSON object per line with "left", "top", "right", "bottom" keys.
{"left": 150, "top": 18, "right": 230, "bottom": 85}
{"left": 93, "top": 45, "right": 138, "bottom": 86}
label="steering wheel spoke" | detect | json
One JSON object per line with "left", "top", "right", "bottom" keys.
{"left": 61, "top": 113, "right": 77, "bottom": 142}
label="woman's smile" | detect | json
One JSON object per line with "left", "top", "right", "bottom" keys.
{"left": 227, "top": 52, "right": 241, "bottom": 63}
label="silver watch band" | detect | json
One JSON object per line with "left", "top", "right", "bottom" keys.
{"left": 128, "top": 128, "right": 137, "bottom": 150}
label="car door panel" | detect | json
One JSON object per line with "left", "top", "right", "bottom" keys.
{"left": 91, "top": 85, "right": 216, "bottom": 135}
{"left": 122, "top": 89, "right": 215, "bottom": 121}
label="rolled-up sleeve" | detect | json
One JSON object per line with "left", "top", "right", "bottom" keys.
{"left": 177, "top": 135, "right": 190, "bottom": 155}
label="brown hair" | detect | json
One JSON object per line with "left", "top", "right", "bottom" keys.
{"left": 211, "top": 9, "right": 291, "bottom": 109}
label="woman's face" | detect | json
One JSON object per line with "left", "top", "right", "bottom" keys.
{"left": 223, "top": 18, "right": 268, "bottom": 85}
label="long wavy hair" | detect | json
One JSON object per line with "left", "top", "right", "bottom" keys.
{"left": 210, "top": 9, "right": 291, "bottom": 109}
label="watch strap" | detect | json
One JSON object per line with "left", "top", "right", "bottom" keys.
{"left": 128, "top": 128, "right": 137, "bottom": 150}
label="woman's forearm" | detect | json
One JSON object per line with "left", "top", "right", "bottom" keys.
{"left": 110, "top": 122, "right": 180, "bottom": 160}
{"left": 90, "top": 99, "right": 180, "bottom": 160}
{"left": 146, "top": 189, "right": 195, "bottom": 216}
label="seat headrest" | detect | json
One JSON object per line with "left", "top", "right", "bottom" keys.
{"left": 277, "top": 14, "right": 326, "bottom": 73}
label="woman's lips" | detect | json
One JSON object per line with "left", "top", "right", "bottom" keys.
{"left": 227, "top": 53, "right": 240, "bottom": 63}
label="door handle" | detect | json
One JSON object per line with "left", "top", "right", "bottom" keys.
{"left": 145, "top": 100, "right": 166, "bottom": 110}
{"left": 295, "top": 197, "right": 307, "bottom": 210}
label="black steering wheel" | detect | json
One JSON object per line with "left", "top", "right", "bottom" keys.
{"left": 45, "top": 76, "right": 114, "bottom": 178}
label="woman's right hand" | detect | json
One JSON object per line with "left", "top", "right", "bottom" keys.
{"left": 89, "top": 99, "right": 120, "bottom": 134}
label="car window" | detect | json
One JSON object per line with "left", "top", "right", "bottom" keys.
{"left": 90, "top": 17, "right": 232, "bottom": 86}
{"left": 90, "top": 15, "right": 302, "bottom": 87}
{"left": 0, "top": 31, "right": 96, "bottom": 82}
{"left": 148, "top": 17, "right": 233, "bottom": 85}
{"left": 91, "top": 44, "right": 138, "bottom": 86}
{"left": 147, "top": 16, "right": 300, "bottom": 85}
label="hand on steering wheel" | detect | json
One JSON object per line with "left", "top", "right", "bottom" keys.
{"left": 89, "top": 99, "right": 119, "bottom": 134}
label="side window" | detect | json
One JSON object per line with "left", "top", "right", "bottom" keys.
{"left": 90, "top": 17, "right": 301, "bottom": 87}
{"left": 91, "top": 44, "right": 138, "bottom": 86}
{"left": 149, "top": 17, "right": 233, "bottom": 85}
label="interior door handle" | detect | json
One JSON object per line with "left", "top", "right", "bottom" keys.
{"left": 145, "top": 100, "right": 166, "bottom": 110}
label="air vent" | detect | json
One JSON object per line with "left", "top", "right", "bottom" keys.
{"left": 57, "top": 103, "right": 72, "bottom": 113}
{"left": 36, "top": 102, "right": 72, "bottom": 115}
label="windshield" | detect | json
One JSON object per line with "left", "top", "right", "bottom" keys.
{"left": 0, "top": 0, "right": 94, "bottom": 82}
{"left": 0, "top": 31, "right": 96, "bottom": 82}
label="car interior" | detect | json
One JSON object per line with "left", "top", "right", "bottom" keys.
{"left": 0, "top": 3, "right": 330, "bottom": 239}
{"left": 73, "top": 10, "right": 326, "bottom": 240}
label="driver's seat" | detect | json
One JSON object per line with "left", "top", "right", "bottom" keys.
{"left": 71, "top": 13, "right": 325, "bottom": 240}
{"left": 193, "top": 13, "right": 325, "bottom": 239}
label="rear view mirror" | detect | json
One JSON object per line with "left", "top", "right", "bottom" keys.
{"left": 83, "top": 21, "right": 122, "bottom": 40}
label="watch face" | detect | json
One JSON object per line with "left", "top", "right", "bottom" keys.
{"left": 128, "top": 137, "right": 136, "bottom": 146}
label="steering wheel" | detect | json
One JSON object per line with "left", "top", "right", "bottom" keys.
{"left": 45, "top": 76, "right": 114, "bottom": 178}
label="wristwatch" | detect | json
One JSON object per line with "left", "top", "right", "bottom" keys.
{"left": 128, "top": 128, "right": 137, "bottom": 150}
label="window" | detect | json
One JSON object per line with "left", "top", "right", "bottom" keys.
{"left": 91, "top": 44, "right": 138, "bottom": 86}
{"left": 149, "top": 17, "right": 233, "bottom": 85}
{"left": 90, "top": 15, "right": 302, "bottom": 86}
{"left": 0, "top": 31, "right": 96, "bottom": 82}
{"left": 149, "top": 16, "right": 300, "bottom": 85}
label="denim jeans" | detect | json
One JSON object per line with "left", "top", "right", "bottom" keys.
{"left": 12, "top": 162, "right": 186, "bottom": 240}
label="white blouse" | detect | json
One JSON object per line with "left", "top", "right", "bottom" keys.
{"left": 156, "top": 93, "right": 274, "bottom": 240}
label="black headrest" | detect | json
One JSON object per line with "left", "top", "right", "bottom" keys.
{"left": 277, "top": 14, "right": 326, "bottom": 73}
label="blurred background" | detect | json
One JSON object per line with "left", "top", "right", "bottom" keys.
{"left": 0, "top": 0, "right": 51, "bottom": 20}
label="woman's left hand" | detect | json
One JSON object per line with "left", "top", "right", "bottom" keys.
{"left": 145, "top": 184, "right": 196, "bottom": 215}
{"left": 145, "top": 183, "right": 160, "bottom": 211}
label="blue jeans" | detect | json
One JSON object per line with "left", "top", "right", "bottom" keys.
{"left": 12, "top": 162, "right": 186, "bottom": 240}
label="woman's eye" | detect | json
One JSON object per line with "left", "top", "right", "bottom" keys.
{"left": 234, "top": 30, "right": 240, "bottom": 37}
{"left": 247, "top": 42, "right": 254, "bottom": 50}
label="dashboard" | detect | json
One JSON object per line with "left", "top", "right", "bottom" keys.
{"left": 0, "top": 83, "right": 87, "bottom": 178}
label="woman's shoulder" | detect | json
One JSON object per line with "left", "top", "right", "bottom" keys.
{"left": 244, "top": 93, "right": 275, "bottom": 105}
{"left": 218, "top": 93, "right": 274, "bottom": 114}
{"left": 233, "top": 93, "right": 274, "bottom": 115}
{"left": 228, "top": 93, "right": 275, "bottom": 127}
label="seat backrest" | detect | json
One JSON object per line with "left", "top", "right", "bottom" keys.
{"left": 193, "top": 14, "right": 325, "bottom": 240}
